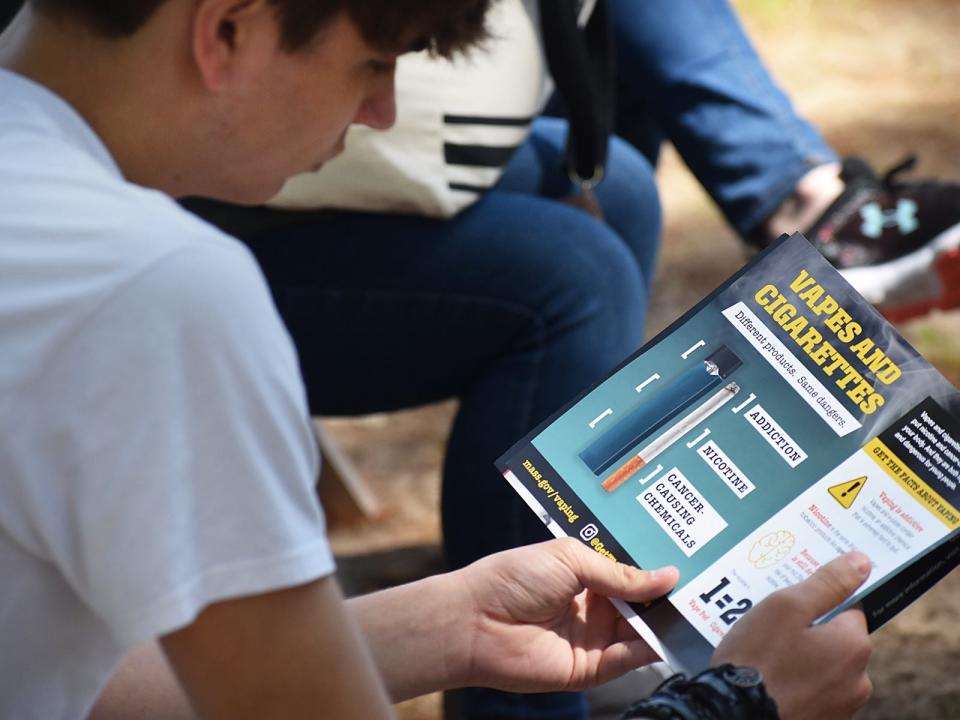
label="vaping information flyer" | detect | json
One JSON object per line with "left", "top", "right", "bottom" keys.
{"left": 498, "top": 233, "right": 960, "bottom": 671}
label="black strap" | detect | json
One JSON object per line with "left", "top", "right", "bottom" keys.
{"left": 539, "top": 0, "right": 615, "bottom": 186}
{"left": 620, "top": 666, "right": 779, "bottom": 720}
{"left": 0, "top": 0, "right": 24, "bottom": 35}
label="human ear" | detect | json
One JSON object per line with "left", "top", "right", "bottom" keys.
{"left": 191, "top": 0, "right": 278, "bottom": 92}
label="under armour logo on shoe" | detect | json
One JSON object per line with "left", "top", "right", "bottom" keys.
{"left": 860, "top": 200, "right": 918, "bottom": 238}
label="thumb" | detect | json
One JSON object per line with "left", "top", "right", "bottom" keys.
{"left": 784, "top": 551, "right": 871, "bottom": 622}
{"left": 555, "top": 538, "right": 678, "bottom": 602}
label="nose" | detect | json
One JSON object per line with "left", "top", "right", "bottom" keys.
{"left": 354, "top": 79, "right": 397, "bottom": 131}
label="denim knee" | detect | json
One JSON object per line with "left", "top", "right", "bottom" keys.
{"left": 597, "top": 134, "right": 663, "bottom": 285}
{"left": 507, "top": 201, "right": 651, "bottom": 386}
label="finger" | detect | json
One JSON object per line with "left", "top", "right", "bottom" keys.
{"left": 782, "top": 551, "right": 871, "bottom": 622}
{"left": 816, "top": 607, "right": 872, "bottom": 673}
{"left": 592, "top": 639, "right": 662, "bottom": 688}
{"left": 854, "top": 674, "right": 874, "bottom": 710}
{"left": 823, "top": 605, "right": 868, "bottom": 636}
{"left": 615, "top": 615, "right": 641, "bottom": 643}
{"left": 555, "top": 538, "right": 678, "bottom": 602}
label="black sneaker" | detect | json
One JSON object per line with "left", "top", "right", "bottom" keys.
{"left": 807, "top": 156, "right": 960, "bottom": 322}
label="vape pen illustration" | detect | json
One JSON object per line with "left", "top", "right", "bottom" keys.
{"left": 578, "top": 346, "right": 743, "bottom": 493}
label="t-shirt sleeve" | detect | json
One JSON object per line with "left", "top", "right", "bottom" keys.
{"left": 33, "top": 238, "right": 334, "bottom": 646}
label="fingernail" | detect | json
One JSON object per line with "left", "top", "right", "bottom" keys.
{"left": 649, "top": 566, "right": 679, "bottom": 582}
{"left": 848, "top": 552, "right": 871, "bottom": 575}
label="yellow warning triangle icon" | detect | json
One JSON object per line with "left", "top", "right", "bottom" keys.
{"left": 828, "top": 476, "right": 867, "bottom": 509}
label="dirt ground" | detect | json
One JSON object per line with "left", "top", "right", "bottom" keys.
{"left": 324, "top": 2, "right": 960, "bottom": 717}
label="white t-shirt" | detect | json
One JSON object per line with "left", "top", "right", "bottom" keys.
{"left": 0, "top": 69, "right": 336, "bottom": 718}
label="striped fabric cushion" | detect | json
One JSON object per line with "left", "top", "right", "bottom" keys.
{"left": 268, "top": 0, "right": 547, "bottom": 218}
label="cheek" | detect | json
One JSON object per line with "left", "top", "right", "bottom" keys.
{"left": 283, "top": 71, "right": 368, "bottom": 149}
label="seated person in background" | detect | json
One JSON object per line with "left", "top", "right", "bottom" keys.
{"left": 0, "top": 1, "right": 874, "bottom": 719}
{"left": 600, "top": 0, "right": 960, "bottom": 323}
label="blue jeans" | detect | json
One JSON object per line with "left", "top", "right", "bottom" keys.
{"left": 608, "top": 0, "right": 838, "bottom": 237}
{"left": 206, "top": 119, "right": 660, "bottom": 720}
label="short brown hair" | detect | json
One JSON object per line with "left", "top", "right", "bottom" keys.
{"left": 29, "top": 0, "right": 491, "bottom": 57}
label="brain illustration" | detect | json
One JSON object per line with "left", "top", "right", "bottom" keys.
{"left": 748, "top": 530, "right": 796, "bottom": 569}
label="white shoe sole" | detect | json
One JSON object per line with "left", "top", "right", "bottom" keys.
{"left": 839, "top": 222, "right": 960, "bottom": 319}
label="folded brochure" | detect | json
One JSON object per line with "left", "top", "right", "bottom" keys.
{"left": 497, "top": 232, "right": 960, "bottom": 672}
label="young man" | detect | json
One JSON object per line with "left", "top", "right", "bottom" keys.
{"left": 0, "top": 2, "right": 872, "bottom": 718}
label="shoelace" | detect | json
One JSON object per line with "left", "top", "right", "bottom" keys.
{"left": 843, "top": 153, "right": 942, "bottom": 193}
{"left": 882, "top": 154, "right": 919, "bottom": 188}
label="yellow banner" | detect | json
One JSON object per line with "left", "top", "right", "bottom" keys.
{"left": 865, "top": 438, "right": 960, "bottom": 530}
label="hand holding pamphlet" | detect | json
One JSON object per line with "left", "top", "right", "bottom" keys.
{"left": 497, "top": 233, "right": 960, "bottom": 672}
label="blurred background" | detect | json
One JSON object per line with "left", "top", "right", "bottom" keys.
{"left": 324, "top": 2, "right": 960, "bottom": 717}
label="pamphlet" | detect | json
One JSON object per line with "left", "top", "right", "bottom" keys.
{"left": 497, "top": 233, "right": 960, "bottom": 672}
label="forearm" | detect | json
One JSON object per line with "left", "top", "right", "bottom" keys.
{"left": 162, "top": 577, "right": 396, "bottom": 719}
{"left": 89, "top": 641, "right": 196, "bottom": 720}
{"left": 348, "top": 569, "right": 475, "bottom": 702}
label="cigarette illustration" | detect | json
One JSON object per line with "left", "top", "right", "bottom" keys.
{"left": 577, "top": 346, "right": 742, "bottom": 492}
{"left": 601, "top": 382, "right": 740, "bottom": 492}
